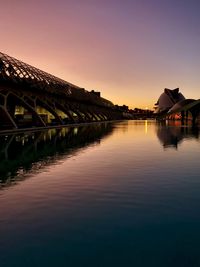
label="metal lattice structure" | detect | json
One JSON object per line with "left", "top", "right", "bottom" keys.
{"left": 0, "top": 52, "right": 123, "bottom": 129}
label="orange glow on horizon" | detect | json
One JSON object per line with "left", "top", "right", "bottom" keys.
{"left": 1, "top": 1, "right": 199, "bottom": 109}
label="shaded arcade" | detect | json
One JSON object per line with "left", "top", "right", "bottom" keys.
{"left": 0, "top": 52, "right": 124, "bottom": 130}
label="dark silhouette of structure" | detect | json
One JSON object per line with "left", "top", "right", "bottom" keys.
{"left": 155, "top": 88, "right": 185, "bottom": 114}
{"left": 156, "top": 121, "right": 199, "bottom": 149}
{"left": 0, "top": 52, "right": 125, "bottom": 130}
{"left": 155, "top": 88, "right": 200, "bottom": 124}
{"left": 0, "top": 123, "right": 114, "bottom": 186}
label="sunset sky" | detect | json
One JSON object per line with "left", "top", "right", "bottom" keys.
{"left": 1, "top": 0, "right": 200, "bottom": 109}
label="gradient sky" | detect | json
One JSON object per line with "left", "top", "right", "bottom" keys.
{"left": 1, "top": 0, "right": 200, "bottom": 109}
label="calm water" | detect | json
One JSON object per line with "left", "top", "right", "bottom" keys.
{"left": 0, "top": 120, "right": 200, "bottom": 267}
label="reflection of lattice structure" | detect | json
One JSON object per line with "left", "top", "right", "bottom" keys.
{"left": 0, "top": 123, "right": 114, "bottom": 183}
{"left": 0, "top": 52, "right": 122, "bottom": 129}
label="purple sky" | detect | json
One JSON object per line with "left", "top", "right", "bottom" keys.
{"left": 1, "top": 0, "right": 200, "bottom": 108}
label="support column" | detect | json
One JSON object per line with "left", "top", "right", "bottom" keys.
{"left": 181, "top": 111, "right": 185, "bottom": 124}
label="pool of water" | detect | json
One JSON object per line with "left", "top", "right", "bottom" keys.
{"left": 0, "top": 120, "right": 200, "bottom": 267}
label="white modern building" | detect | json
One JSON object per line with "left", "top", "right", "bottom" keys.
{"left": 154, "top": 88, "right": 186, "bottom": 114}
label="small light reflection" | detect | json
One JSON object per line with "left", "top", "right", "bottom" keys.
{"left": 73, "top": 128, "right": 78, "bottom": 135}
{"left": 145, "top": 120, "right": 148, "bottom": 134}
{"left": 22, "top": 137, "right": 25, "bottom": 146}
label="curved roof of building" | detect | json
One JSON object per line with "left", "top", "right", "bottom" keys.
{"left": 155, "top": 88, "right": 185, "bottom": 113}
{"left": 168, "top": 99, "right": 195, "bottom": 113}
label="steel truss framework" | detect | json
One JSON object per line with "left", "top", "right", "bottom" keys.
{"left": 0, "top": 52, "right": 123, "bottom": 129}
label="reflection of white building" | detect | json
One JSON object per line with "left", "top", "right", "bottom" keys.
{"left": 156, "top": 122, "right": 200, "bottom": 149}
{"left": 157, "top": 125, "right": 183, "bottom": 149}
{"left": 154, "top": 88, "right": 185, "bottom": 113}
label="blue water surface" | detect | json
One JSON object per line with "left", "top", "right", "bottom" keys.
{"left": 0, "top": 120, "right": 199, "bottom": 267}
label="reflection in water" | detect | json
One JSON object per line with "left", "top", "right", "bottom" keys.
{"left": 156, "top": 121, "right": 200, "bottom": 149}
{"left": 1, "top": 120, "right": 200, "bottom": 267}
{"left": 0, "top": 123, "right": 114, "bottom": 186}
